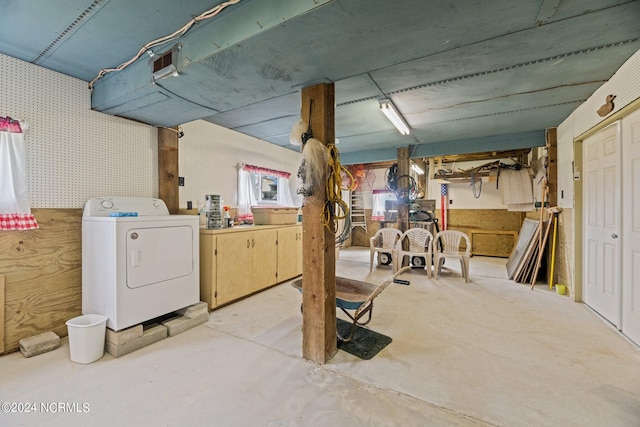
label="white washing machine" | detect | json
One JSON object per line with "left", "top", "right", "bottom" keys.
{"left": 82, "top": 197, "right": 200, "bottom": 331}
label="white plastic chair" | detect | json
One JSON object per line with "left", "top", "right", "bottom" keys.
{"left": 369, "top": 228, "right": 402, "bottom": 271}
{"left": 393, "top": 228, "right": 433, "bottom": 278}
{"left": 433, "top": 230, "right": 471, "bottom": 282}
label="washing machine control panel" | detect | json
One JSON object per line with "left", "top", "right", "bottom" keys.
{"left": 83, "top": 197, "right": 170, "bottom": 217}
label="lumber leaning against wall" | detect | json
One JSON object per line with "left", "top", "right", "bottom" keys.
{"left": 0, "top": 209, "right": 82, "bottom": 353}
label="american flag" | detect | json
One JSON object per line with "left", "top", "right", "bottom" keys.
{"left": 440, "top": 184, "right": 448, "bottom": 231}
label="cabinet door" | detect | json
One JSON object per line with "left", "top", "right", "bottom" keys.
{"left": 199, "top": 235, "right": 217, "bottom": 309}
{"left": 216, "top": 233, "right": 253, "bottom": 305}
{"left": 251, "top": 229, "right": 278, "bottom": 290}
{"left": 277, "top": 226, "right": 302, "bottom": 282}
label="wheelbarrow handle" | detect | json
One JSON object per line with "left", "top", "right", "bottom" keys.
{"left": 354, "top": 266, "right": 411, "bottom": 318}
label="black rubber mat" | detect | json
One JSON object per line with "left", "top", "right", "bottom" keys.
{"left": 336, "top": 318, "right": 392, "bottom": 360}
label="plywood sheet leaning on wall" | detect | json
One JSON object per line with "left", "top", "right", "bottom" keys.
{"left": 0, "top": 209, "right": 82, "bottom": 353}
{"left": 507, "top": 219, "right": 539, "bottom": 279}
{"left": 469, "top": 230, "right": 519, "bottom": 257}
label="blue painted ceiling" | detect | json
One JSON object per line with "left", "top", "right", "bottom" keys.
{"left": 1, "top": 0, "right": 638, "bottom": 163}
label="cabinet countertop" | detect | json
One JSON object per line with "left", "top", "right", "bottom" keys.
{"left": 199, "top": 223, "right": 301, "bottom": 235}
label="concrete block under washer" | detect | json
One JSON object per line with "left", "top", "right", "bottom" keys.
{"left": 105, "top": 324, "right": 167, "bottom": 358}
{"left": 162, "top": 313, "right": 208, "bottom": 336}
{"left": 19, "top": 331, "right": 61, "bottom": 358}
{"left": 106, "top": 324, "right": 143, "bottom": 345}
{"left": 174, "top": 301, "right": 208, "bottom": 319}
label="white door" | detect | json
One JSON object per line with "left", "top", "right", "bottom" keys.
{"left": 621, "top": 108, "right": 640, "bottom": 345}
{"left": 583, "top": 122, "right": 621, "bottom": 327}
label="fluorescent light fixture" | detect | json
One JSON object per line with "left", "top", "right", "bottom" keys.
{"left": 411, "top": 163, "right": 424, "bottom": 175}
{"left": 379, "top": 99, "right": 410, "bottom": 135}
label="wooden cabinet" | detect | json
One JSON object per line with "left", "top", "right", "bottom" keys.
{"left": 277, "top": 226, "right": 302, "bottom": 282}
{"left": 200, "top": 225, "right": 301, "bottom": 309}
{"left": 216, "top": 229, "right": 277, "bottom": 305}
{"left": 199, "top": 233, "right": 217, "bottom": 308}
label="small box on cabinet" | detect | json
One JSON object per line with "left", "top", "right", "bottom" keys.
{"left": 252, "top": 207, "right": 298, "bottom": 225}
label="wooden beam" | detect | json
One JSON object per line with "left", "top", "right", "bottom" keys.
{"left": 301, "top": 83, "right": 337, "bottom": 363}
{"left": 435, "top": 171, "right": 491, "bottom": 180}
{"left": 158, "top": 127, "right": 179, "bottom": 214}
{"left": 433, "top": 160, "right": 501, "bottom": 180}
{"left": 428, "top": 157, "right": 436, "bottom": 180}
{"left": 546, "top": 127, "right": 558, "bottom": 207}
{"left": 432, "top": 148, "right": 531, "bottom": 164}
{"left": 397, "top": 147, "right": 410, "bottom": 232}
{"left": 360, "top": 160, "right": 396, "bottom": 171}
{"left": 414, "top": 158, "right": 427, "bottom": 198}
{"left": 158, "top": 126, "right": 179, "bottom": 151}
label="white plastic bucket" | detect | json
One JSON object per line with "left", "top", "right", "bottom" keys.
{"left": 66, "top": 314, "right": 108, "bottom": 364}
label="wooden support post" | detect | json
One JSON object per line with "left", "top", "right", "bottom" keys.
{"left": 428, "top": 157, "right": 436, "bottom": 180}
{"left": 397, "top": 147, "right": 410, "bottom": 232}
{"left": 546, "top": 128, "right": 558, "bottom": 208}
{"left": 158, "top": 127, "right": 179, "bottom": 214}
{"left": 414, "top": 158, "right": 427, "bottom": 198}
{"left": 301, "top": 83, "right": 337, "bottom": 363}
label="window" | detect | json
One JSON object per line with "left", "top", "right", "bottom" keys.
{"left": 237, "top": 164, "right": 295, "bottom": 223}
{"left": 253, "top": 174, "right": 278, "bottom": 204}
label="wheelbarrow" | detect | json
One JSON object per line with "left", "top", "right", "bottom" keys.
{"left": 291, "top": 267, "right": 410, "bottom": 343}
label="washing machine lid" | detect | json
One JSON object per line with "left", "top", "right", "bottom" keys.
{"left": 83, "top": 197, "right": 170, "bottom": 217}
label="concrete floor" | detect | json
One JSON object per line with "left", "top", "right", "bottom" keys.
{"left": 1, "top": 248, "right": 639, "bottom": 426}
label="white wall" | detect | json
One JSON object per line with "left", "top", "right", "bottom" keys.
{"left": 0, "top": 53, "right": 157, "bottom": 208}
{"left": 558, "top": 49, "right": 640, "bottom": 208}
{"left": 178, "top": 120, "right": 302, "bottom": 209}
{"left": 355, "top": 162, "right": 515, "bottom": 211}
{"left": 556, "top": 117, "right": 575, "bottom": 209}
{"left": 428, "top": 159, "right": 523, "bottom": 210}
{"left": 554, "top": 48, "right": 640, "bottom": 294}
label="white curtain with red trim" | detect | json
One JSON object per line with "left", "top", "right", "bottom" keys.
{"left": 237, "top": 168, "right": 256, "bottom": 223}
{"left": 371, "top": 190, "right": 394, "bottom": 221}
{"left": 276, "top": 177, "right": 294, "bottom": 206}
{"left": 0, "top": 116, "right": 38, "bottom": 230}
{"left": 237, "top": 164, "right": 295, "bottom": 223}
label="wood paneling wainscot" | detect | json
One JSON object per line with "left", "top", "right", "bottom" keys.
{"left": 1, "top": 274, "right": 5, "bottom": 353}
{"left": 353, "top": 208, "right": 524, "bottom": 258}
{"left": 0, "top": 209, "right": 82, "bottom": 353}
{"left": 434, "top": 209, "right": 524, "bottom": 257}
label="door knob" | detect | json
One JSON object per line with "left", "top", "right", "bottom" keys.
{"left": 612, "top": 233, "right": 618, "bottom": 239}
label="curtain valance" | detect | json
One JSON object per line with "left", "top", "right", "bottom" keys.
{"left": 241, "top": 164, "right": 291, "bottom": 179}
{"left": 0, "top": 116, "right": 23, "bottom": 133}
